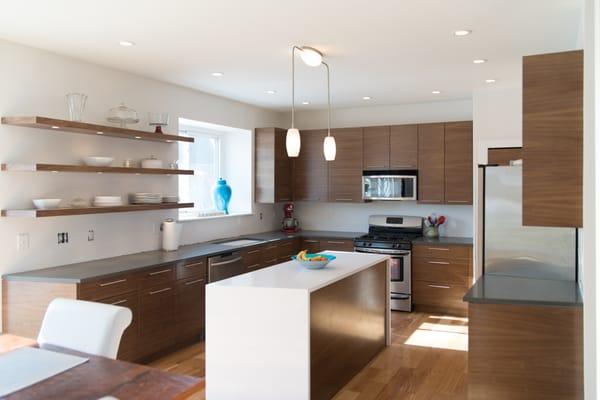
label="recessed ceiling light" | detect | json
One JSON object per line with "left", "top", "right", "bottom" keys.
{"left": 485, "top": 79, "right": 496, "bottom": 83}
{"left": 266, "top": 90, "right": 276, "bottom": 94}
{"left": 51, "top": 126, "right": 59, "bottom": 129}
{"left": 362, "top": 96, "right": 372, "bottom": 100}
{"left": 119, "top": 41, "right": 135, "bottom": 47}
{"left": 302, "top": 101, "right": 310, "bottom": 105}
{"left": 454, "top": 30, "right": 472, "bottom": 37}
{"left": 432, "top": 90, "right": 441, "bottom": 94}
{"left": 96, "top": 131, "right": 104, "bottom": 135}
{"left": 211, "top": 72, "right": 224, "bottom": 77}
{"left": 134, "top": 136, "right": 141, "bottom": 139}
{"left": 473, "top": 59, "right": 487, "bottom": 64}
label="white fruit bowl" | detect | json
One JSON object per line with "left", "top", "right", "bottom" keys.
{"left": 33, "top": 199, "right": 62, "bottom": 210}
{"left": 84, "top": 156, "right": 114, "bottom": 167}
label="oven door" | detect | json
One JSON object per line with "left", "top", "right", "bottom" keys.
{"left": 362, "top": 173, "right": 417, "bottom": 201}
{"left": 389, "top": 252, "right": 411, "bottom": 295}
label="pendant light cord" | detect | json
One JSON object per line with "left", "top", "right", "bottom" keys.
{"left": 291, "top": 45, "right": 302, "bottom": 129}
{"left": 322, "top": 62, "right": 331, "bottom": 136}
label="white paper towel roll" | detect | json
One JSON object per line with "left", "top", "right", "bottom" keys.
{"left": 162, "top": 219, "right": 182, "bottom": 251}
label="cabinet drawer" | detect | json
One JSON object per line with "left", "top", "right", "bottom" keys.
{"left": 300, "top": 238, "right": 321, "bottom": 253}
{"left": 78, "top": 273, "right": 137, "bottom": 301}
{"left": 96, "top": 291, "right": 139, "bottom": 361}
{"left": 277, "top": 239, "right": 299, "bottom": 262}
{"left": 413, "top": 258, "right": 469, "bottom": 286}
{"left": 138, "top": 264, "right": 177, "bottom": 288}
{"left": 413, "top": 244, "right": 471, "bottom": 260}
{"left": 139, "top": 282, "right": 177, "bottom": 344}
{"left": 177, "top": 259, "right": 206, "bottom": 280}
{"left": 242, "top": 246, "right": 263, "bottom": 271}
{"left": 320, "top": 239, "right": 354, "bottom": 252}
{"left": 412, "top": 280, "right": 468, "bottom": 316}
{"left": 261, "top": 244, "right": 279, "bottom": 267}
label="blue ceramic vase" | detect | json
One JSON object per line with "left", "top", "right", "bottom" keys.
{"left": 213, "top": 178, "right": 232, "bottom": 215}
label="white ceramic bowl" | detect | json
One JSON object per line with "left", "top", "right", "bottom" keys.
{"left": 141, "top": 158, "right": 163, "bottom": 169}
{"left": 33, "top": 199, "right": 62, "bottom": 210}
{"left": 84, "top": 156, "right": 114, "bottom": 167}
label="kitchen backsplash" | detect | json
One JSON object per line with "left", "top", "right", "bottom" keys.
{"left": 293, "top": 201, "right": 473, "bottom": 237}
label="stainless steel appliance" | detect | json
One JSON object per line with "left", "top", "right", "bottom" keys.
{"left": 362, "top": 170, "right": 417, "bottom": 201}
{"left": 482, "top": 165, "right": 576, "bottom": 280}
{"left": 208, "top": 251, "right": 245, "bottom": 283}
{"left": 354, "top": 215, "right": 423, "bottom": 311}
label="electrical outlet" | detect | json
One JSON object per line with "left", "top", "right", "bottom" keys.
{"left": 88, "top": 229, "right": 94, "bottom": 241}
{"left": 57, "top": 232, "right": 69, "bottom": 245}
{"left": 17, "top": 233, "right": 29, "bottom": 251}
{"left": 259, "top": 212, "right": 263, "bottom": 220}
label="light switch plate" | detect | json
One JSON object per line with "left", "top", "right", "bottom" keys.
{"left": 17, "top": 233, "right": 29, "bottom": 251}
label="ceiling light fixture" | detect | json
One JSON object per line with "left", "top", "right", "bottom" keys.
{"left": 362, "top": 96, "right": 372, "bottom": 100}
{"left": 96, "top": 131, "right": 104, "bottom": 135}
{"left": 51, "top": 126, "right": 59, "bottom": 129}
{"left": 432, "top": 90, "right": 441, "bottom": 94}
{"left": 322, "top": 62, "right": 336, "bottom": 161}
{"left": 473, "top": 59, "right": 487, "bottom": 64}
{"left": 119, "top": 41, "right": 135, "bottom": 47}
{"left": 302, "top": 101, "right": 310, "bottom": 105}
{"left": 211, "top": 72, "right": 224, "bottom": 77}
{"left": 286, "top": 45, "right": 327, "bottom": 158}
{"left": 485, "top": 79, "right": 496, "bottom": 83}
{"left": 454, "top": 30, "right": 472, "bottom": 37}
{"left": 266, "top": 90, "right": 276, "bottom": 94}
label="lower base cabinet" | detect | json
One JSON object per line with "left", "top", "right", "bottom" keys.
{"left": 300, "top": 238, "right": 355, "bottom": 253}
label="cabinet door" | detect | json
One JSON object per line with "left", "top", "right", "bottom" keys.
{"left": 274, "top": 128, "right": 293, "bottom": 202}
{"left": 320, "top": 239, "right": 355, "bottom": 252}
{"left": 242, "top": 246, "right": 263, "bottom": 271}
{"left": 138, "top": 282, "right": 178, "bottom": 355}
{"left": 293, "top": 129, "right": 328, "bottom": 201}
{"left": 177, "top": 276, "right": 206, "bottom": 339}
{"left": 277, "top": 238, "right": 300, "bottom": 263}
{"left": 363, "top": 126, "right": 390, "bottom": 170}
{"left": 260, "top": 243, "right": 279, "bottom": 267}
{"left": 444, "top": 121, "right": 473, "bottom": 205}
{"left": 300, "top": 238, "right": 321, "bottom": 253}
{"left": 97, "top": 291, "right": 139, "bottom": 361}
{"left": 418, "top": 123, "right": 445, "bottom": 204}
{"left": 328, "top": 127, "right": 364, "bottom": 202}
{"left": 390, "top": 124, "right": 418, "bottom": 169}
{"left": 523, "top": 50, "right": 583, "bottom": 227}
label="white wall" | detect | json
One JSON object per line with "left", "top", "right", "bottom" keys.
{"left": 0, "top": 39, "right": 285, "bottom": 281}
{"left": 290, "top": 99, "right": 474, "bottom": 237}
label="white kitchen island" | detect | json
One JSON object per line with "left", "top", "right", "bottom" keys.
{"left": 205, "top": 251, "right": 390, "bottom": 400}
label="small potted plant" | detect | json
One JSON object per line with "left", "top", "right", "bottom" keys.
{"left": 424, "top": 214, "right": 446, "bottom": 238}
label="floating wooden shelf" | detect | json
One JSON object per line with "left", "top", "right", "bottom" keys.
{"left": 1, "top": 202, "right": 194, "bottom": 218}
{"left": 1, "top": 116, "right": 194, "bottom": 143}
{"left": 1, "top": 163, "right": 194, "bottom": 175}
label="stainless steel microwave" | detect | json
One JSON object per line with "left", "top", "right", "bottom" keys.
{"left": 362, "top": 170, "right": 417, "bottom": 201}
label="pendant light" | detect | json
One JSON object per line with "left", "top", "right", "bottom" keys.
{"left": 286, "top": 46, "right": 324, "bottom": 157}
{"left": 322, "top": 62, "right": 336, "bottom": 161}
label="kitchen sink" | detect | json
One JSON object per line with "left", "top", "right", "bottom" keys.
{"left": 218, "top": 238, "right": 265, "bottom": 246}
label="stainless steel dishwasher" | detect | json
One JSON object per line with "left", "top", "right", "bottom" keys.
{"left": 207, "top": 251, "right": 245, "bottom": 283}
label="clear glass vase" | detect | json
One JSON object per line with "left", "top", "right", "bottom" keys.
{"left": 66, "top": 93, "right": 87, "bottom": 122}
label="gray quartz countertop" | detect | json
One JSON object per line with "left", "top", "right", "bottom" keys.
{"left": 3, "top": 230, "right": 365, "bottom": 284}
{"left": 412, "top": 236, "right": 473, "bottom": 246}
{"left": 463, "top": 274, "right": 583, "bottom": 307}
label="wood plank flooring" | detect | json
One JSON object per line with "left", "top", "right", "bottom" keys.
{"left": 149, "top": 311, "right": 468, "bottom": 399}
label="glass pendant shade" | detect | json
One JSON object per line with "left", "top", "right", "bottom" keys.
{"left": 323, "top": 135, "right": 336, "bottom": 161}
{"left": 286, "top": 128, "right": 301, "bottom": 157}
{"left": 299, "top": 47, "right": 323, "bottom": 67}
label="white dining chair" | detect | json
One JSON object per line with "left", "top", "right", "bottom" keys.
{"left": 37, "top": 298, "right": 132, "bottom": 359}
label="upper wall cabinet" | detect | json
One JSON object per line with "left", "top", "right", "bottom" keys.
{"left": 293, "top": 129, "right": 329, "bottom": 201}
{"left": 255, "top": 127, "right": 292, "bottom": 203}
{"left": 363, "top": 126, "right": 390, "bottom": 170}
{"left": 390, "top": 124, "right": 418, "bottom": 169}
{"left": 523, "top": 50, "right": 583, "bottom": 228}
{"left": 444, "top": 121, "right": 473, "bottom": 205}
{"left": 417, "top": 123, "right": 445, "bottom": 204}
{"left": 328, "top": 127, "right": 364, "bottom": 202}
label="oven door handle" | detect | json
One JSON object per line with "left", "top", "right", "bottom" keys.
{"left": 391, "top": 293, "right": 410, "bottom": 300}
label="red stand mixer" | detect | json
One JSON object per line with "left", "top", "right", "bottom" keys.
{"left": 281, "top": 203, "right": 300, "bottom": 233}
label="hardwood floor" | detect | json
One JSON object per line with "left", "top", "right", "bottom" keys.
{"left": 149, "top": 311, "right": 468, "bottom": 399}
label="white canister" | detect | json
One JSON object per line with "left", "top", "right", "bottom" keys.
{"left": 162, "top": 218, "right": 182, "bottom": 251}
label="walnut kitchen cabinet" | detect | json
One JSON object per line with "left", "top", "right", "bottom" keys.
{"left": 328, "top": 127, "right": 364, "bottom": 202}
{"left": 293, "top": 129, "right": 329, "bottom": 201}
{"left": 444, "top": 121, "right": 473, "bottom": 205}
{"left": 390, "top": 124, "right": 418, "bottom": 169}
{"left": 417, "top": 123, "right": 445, "bottom": 204}
{"left": 255, "top": 127, "right": 293, "bottom": 203}
{"left": 523, "top": 50, "right": 583, "bottom": 227}
{"left": 363, "top": 126, "right": 390, "bottom": 170}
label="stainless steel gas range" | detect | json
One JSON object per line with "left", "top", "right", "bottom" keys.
{"left": 353, "top": 215, "right": 423, "bottom": 312}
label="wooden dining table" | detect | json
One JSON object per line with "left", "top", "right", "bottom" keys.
{"left": 0, "top": 334, "right": 204, "bottom": 400}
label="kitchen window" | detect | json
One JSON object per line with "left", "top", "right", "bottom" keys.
{"left": 178, "top": 118, "right": 252, "bottom": 219}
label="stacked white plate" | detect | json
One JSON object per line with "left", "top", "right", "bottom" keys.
{"left": 131, "top": 193, "right": 162, "bottom": 204}
{"left": 93, "top": 196, "right": 123, "bottom": 207}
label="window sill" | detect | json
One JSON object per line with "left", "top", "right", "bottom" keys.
{"left": 178, "top": 212, "right": 254, "bottom": 222}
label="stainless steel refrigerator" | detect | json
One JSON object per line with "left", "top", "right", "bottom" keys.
{"left": 483, "top": 165, "right": 577, "bottom": 281}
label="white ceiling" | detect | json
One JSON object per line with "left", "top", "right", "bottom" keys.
{"left": 0, "top": 0, "right": 583, "bottom": 111}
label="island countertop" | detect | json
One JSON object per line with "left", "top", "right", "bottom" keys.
{"left": 210, "top": 251, "right": 389, "bottom": 292}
